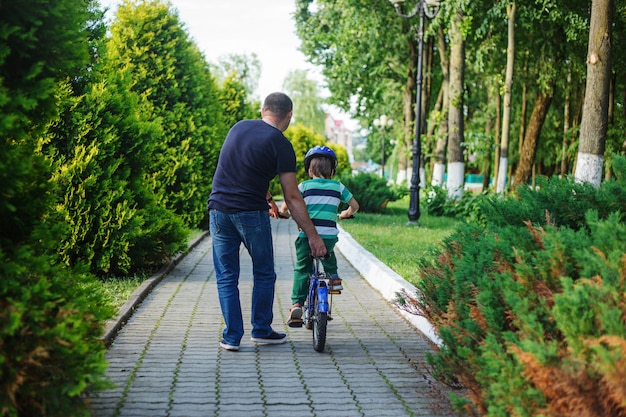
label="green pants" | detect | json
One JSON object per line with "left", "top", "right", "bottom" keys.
{"left": 292, "top": 235, "right": 339, "bottom": 306}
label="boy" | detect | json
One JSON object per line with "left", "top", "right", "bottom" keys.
{"left": 279, "top": 145, "right": 359, "bottom": 328}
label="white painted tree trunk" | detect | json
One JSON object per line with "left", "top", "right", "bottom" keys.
{"left": 446, "top": 11, "right": 465, "bottom": 202}
{"left": 497, "top": 3, "right": 515, "bottom": 194}
{"left": 396, "top": 169, "right": 409, "bottom": 185}
{"left": 574, "top": 0, "right": 611, "bottom": 187}
{"left": 432, "top": 163, "right": 445, "bottom": 186}
{"left": 447, "top": 162, "right": 465, "bottom": 200}
{"left": 496, "top": 157, "right": 508, "bottom": 193}
{"left": 574, "top": 152, "right": 603, "bottom": 187}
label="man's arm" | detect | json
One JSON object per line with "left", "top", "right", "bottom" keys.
{"left": 278, "top": 172, "right": 327, "bottom": 257}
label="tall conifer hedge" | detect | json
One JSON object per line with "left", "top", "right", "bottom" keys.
{"left": 0, "top": 1, "right": 115, "bottom": 414}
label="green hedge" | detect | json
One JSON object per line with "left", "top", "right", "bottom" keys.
{"left": 0, "top": 245, "right": 113, "bottom": 417}
{"left": 338, "top": 172, "right": 407, "bottom": 213}
{"left": 407, "top": 155, "right": 626, "bottom": 416}
{"left": 0, "top": 2, "right": 248, "bottom": 415}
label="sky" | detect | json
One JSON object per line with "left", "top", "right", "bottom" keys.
{"left": 99, "top": 0, "right": 324, "bottom": 107}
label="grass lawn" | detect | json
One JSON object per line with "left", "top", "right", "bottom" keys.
{"left": 338, "top": 195, "right": 459, "bottom": 286}
{"left": 100, "top": 275, "right": 145, "bottom": 310}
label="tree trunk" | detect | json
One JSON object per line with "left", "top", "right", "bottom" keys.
{"left": 517, "top": 51, "right": 529, "bottom": 165}
{"left": 482, "top": 85, "right": 495, "bottom": 191}
{"left": 561, "top": 71, "right": 572, "bottom": 177}
{"left": 432, "top": 27, "right": 449, "bottom": 187}
{"left": 399, "top": 68, "right": 416, "bottom": 184}
{"left": 513, "top": 90, "right": 554, "bottom": 187}
{"left": 605, "top": 74, "right": 616, "bottom": 180}
{"left": 496, "top": 2, "right": 515, "bottom": 194}
{"left": 491, "top": 83, "right": 501, "bottom": 191}
{"left": 427, "top": 84, "right": 443, "bottom": 138}
{"left": 575, "top": 0, "right": 613, "bottom": 187}
{"left": 426, "top": 83, "right": 448, "bottom": 185}
{"left": 419, "top": 34, "right": 435, "bottom": 189}
{"left": 446, "top": 9, "right": 465, "bottom": 200}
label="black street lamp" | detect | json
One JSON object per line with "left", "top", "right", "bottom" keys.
{"left": 389, "top": 0, "right": 442, "bottom": 225}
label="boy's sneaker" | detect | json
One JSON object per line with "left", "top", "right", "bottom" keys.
{"left": 288, "top": 304, "right": 303, "bottom": 328}
{"left": 219, "top": 341, "right": 240, "bottom": 351}
{"left": 250, "top": 331, "right": 287, "bottom": 344}
{"left": 329, "top": 275, "right": 343, "bottom": 291}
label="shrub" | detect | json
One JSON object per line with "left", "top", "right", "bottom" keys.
{"left": 423, "top": 185, "right": 447, "bottom": 216}
{"left": 44, "top": 70, "right": 189, "bottom": 277}
{"left": 482, "top": 174, "right": 626, "bottom": 231}
{"left": 422, "top": 184, "right": 492, "bottom": 226}
{"left": 338, "top": 172, "right": 407, "bottom": 213}
{"left": 404, "top": 155, "right": 626, "bottom": 416}
{"left": 0, "top": 245, "right": 113, "bottom": 417}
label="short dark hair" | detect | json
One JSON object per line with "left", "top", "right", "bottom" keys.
{"left": 263, "top": 92, "right": 293, "bottom": 118}
{"left": 309, "top": 156, "right": 335, "bottom": 179}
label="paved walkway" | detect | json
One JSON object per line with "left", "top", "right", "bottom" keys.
{"left": 90, "top": 217, "right": 461, "bottom": 417}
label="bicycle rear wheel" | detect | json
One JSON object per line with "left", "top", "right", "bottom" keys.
{"left": 312, "top": 304, "right": 327, "bottom": 352}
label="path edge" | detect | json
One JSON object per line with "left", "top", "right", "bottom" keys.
{"left": 336, "top": 225, "right": 441, "bottom": 346}
{"left": 101, "top": 231, "right": 210, "bottom": 346}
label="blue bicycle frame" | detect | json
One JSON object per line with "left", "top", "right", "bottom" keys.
{"left": 304, "top": 257, "right": 333, "bottom": 351}
{"left": 308, "top": 257, "right": 329, "bottom": 312}
{"left": 317, "top": 284, "right": 329, "bottom": 312}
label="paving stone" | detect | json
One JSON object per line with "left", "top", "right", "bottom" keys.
{"left": 91, "top": 218, "right": 463, "bottom": 417}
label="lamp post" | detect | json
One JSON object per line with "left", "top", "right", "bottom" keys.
{"left": 373, "top": 115, "right": 393, "bottom": 179}
{"left": 388, "top": 0, "right": 441, "bottom": 225}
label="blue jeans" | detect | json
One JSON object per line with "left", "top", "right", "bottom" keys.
{"left": 209, "top": 209, "right": 276, "bottom": 346}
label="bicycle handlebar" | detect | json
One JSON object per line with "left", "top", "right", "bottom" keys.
{"left": 311, "top": 253, "right": 333, "bottom": 260}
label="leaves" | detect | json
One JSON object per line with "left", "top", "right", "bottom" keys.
{"left": 107, "top": 0, "right": 226, "bottom": 228}
{"left": 412, "top": 155, "right": 626, "bottom": 415}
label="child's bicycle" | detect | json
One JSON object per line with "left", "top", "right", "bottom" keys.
{"left": 302, "top": 255, "right": 341, "bottom": 352}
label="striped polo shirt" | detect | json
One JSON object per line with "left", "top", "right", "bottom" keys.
{"left": 298, "top": 178, "right": 353, "bottom": 238}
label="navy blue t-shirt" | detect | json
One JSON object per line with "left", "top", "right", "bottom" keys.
{"left": 208, "top": 119, "right": 297, "bottom": 213}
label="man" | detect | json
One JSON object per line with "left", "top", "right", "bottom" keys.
{"left": 208, "top": 92, "right": 327, "bottom": 352}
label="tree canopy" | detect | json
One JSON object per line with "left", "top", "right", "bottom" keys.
{"left": 295, "top": 0, "right": 626, "bottom": 189}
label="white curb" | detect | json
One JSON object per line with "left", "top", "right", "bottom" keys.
{"left": 337, "top": 225, "right": 442, "bottom": 346}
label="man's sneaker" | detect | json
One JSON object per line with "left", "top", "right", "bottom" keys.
{"left": 329, "top": 275, "right": 343, "bottom": 291}
{"left": 288, "top": 304, "right": 303, "bottom": 328}
{"left": 250, "top": 331, "right": 287, "bottom": 344}
{"left": 219, "top": 341, "right": 240, "bottom": 351}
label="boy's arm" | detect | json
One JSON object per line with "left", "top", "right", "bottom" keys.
{"left": 339, "top": 197, "right": 359, "bottom": 219}
{"left": 278, "top": 201, "right": 291, "bottom": 218}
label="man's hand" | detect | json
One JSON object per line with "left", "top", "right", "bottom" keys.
{"left": 268, "top": 200, "right": 279, "bottom": 218}
{"left": 307, "top": 235, "right": 327, "bottom": 258}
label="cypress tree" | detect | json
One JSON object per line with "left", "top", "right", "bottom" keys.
{"left": 46, "top": 66, "right": 187, "bottom": 275}
{"left": 106, "top": 0, "right": 226, "bottom": 228}
{"left": 0, "top": 1, "right": 115, "bottom": 414}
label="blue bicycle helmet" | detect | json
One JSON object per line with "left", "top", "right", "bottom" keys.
{"left": 304, "top": 145, "right": 338, "bottom": 172}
